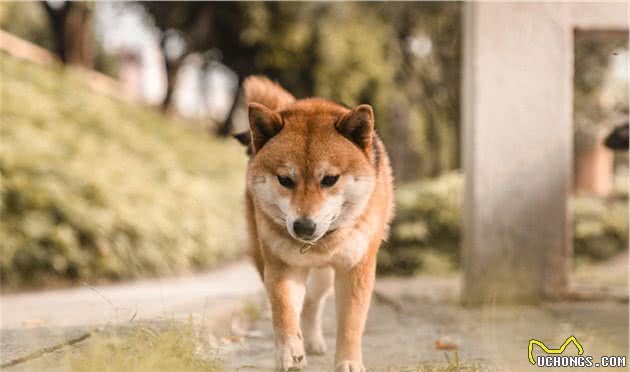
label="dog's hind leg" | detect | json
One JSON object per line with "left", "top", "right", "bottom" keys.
{"left": 301, "top": 266, "right": 334, "bottom": 355}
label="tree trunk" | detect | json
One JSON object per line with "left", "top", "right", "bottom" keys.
{"left": 160, "top": 47, "right": 183, "bottom": 111}
{"left": 65, "top": 5, "right": 93, "bottom": 68}
{"left": 41, "top": 2, "right": 93, "bottom": 67}
{"left": 42, "top": 1, "right": 71, "bottom": 63}
{"left": 217, "top": 77, "right": 242, "bottom": 136}
{"left": 388, "top": 97, "right": 412, "bottom": 181}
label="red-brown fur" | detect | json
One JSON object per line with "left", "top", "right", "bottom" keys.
{"left": 239, "top": 76, "right": 393, "bottom": 372}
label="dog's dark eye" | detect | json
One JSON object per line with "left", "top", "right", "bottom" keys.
{"left": 277, "top": 175, "right": 295, "bottom": 188}
{"left": 321, "top": 175, "right": 339, "bottom": 188}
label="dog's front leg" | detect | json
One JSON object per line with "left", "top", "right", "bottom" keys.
{"left": 264, "top": 263, "right": 308, "bottom": 371}
{"left": 334, "top": 256, "right": 375, "bottom": 372}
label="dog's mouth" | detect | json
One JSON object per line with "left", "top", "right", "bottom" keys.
{"left": 294, "top": 228, "right": 337, "bottom": 254}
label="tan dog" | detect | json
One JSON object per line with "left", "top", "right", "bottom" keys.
{"left": 235, "top": 76, "right": 393, "bottom": 372}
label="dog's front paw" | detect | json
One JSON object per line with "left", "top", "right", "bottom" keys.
{"left": 304, "top": 332, "right": 326, "bottom": 355}
{"left": 276, "top": 334, "right": 307, "bottom": 371}
{"left": 335, "top": 360, "right": 365, "bottom": 372}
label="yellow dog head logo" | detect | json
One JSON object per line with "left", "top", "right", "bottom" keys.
{"left": 528, "top": 336, "right": 584, "bottom": 365}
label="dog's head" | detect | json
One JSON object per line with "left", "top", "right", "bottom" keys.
{"left": 244, "top": 98, "right": 378, "bottom": 243}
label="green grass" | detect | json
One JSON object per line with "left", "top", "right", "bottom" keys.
{"left": 67, "top": 323, "right": 223, "bottom": 372}
{"left": 394, "top": 350, "right": 487, "bottom": 372}
{"left": 0, "top": 52, "right": 248, "bottom": 289}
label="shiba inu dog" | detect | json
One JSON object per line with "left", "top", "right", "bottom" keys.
{"left": 234, "top": 76, "right": 393, "bottom": 372}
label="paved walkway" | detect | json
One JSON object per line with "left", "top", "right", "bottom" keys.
{"left": 0, "top": 261, "right": 262, "bottom": 330}
{"left": 1, "top": 257, "right": 627, "bottom": 371}
{"left": 0, "top": 261, "right": 262, "bottom": 367}
{"left": 221, "top": 275, "right": 628, "bottom": 371}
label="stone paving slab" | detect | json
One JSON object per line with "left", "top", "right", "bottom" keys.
{"left": 0, "top": 327, "right": 90, "bottom": 367}
{"left": 3, "top": 346, "right": 71, "bottom": 372}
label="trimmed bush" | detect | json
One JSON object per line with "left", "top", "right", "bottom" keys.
{"left": 379, "top": 173, "right": 463, "bottom": 275}
{"left": 0, "top": 54, "right": 247, "bottom": 289}
{"left": 573, "top": 195, "right": 628, "bottom": 260}
{"left": 379, "top": 172, "right": 628, "bottom": 275}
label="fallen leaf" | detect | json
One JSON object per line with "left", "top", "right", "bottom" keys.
{"left": 434, "top": 338, "right": 458, "bottom": 350}
{"left": 22, "top": 318, "right": 47, "bottom": 328}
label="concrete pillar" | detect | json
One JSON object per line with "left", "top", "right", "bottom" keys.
{"left": 462, "top": 2, "right": 628, "bottom": 305}
{"left": 462, "top": 2, "right": 573, "bottom": 304}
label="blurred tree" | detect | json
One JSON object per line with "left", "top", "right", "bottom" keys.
{"left": 142, "top": 2, "right": 261, "bottom": 118}
{"left": 143, "top": 2, "right": 215, "bottom": 111}
{"left": 309, "top": 2, "right": 397, "bottom": 161}
{"left": 239, "top": 2, "right": 322, "bottom": 97}
{"left": 0, "top": 2, "right": 54, "bottom": 51}
{"left": 309, "top": 2, "right": 462, "bottom": 180}
{"left": 141, "top": 2, "right": 320, "bottom": 132}
{"left": 139, "top": 2, "right": 463, "bottom": 180}
{"left": 0, "top": 2, "right": 117, "bottom": 76}
{"left": 378, "top": 3, "right": 462, "bottom": 179}
{"left": 40, "top": 1, "right": 94, "bottom": 67}
{"left": 248, "top": 2, "right": 461, "bottom": 180}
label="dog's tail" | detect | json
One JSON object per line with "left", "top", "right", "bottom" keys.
{"left": 234, "top": 76, "right": 295, "bottom": 152}
{"left": 243, "top": 75, "right": 295, "bottom": 111}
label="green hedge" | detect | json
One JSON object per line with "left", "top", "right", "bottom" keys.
{"left": 573, "top": 195, "right": 628, "bottom": 260}
{"left": 378, "top": 173, "right": 462, "bottom": 275}
{"left": 0, "top": 54, "right": 247, "bottom": 289}
{"left": 379, "top": 172, "right": 628, "bottom": 275}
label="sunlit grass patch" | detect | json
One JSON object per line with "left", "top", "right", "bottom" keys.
{"left": 68, "top": 322, "right": 223, "bottom": 372}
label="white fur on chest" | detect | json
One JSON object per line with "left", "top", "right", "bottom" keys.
{"left": 329, "top": 226, "right": 372, "bottom": 268}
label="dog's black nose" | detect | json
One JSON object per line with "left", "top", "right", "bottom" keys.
{"left": 293, "top": 218, "right": 316, "bottom": 238}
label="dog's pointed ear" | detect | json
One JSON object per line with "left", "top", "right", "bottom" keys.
{"left": 248, "top": 102, "right": 283, "bottom": 153}
{"left": 336, "top": 104, "right": 374, "bottom": 151}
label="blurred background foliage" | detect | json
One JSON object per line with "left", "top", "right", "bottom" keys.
{"left": 1, "top": 1, "right": 462, "bottom": 180}
{"left": 379, "top": 172, "right": 628, "bottom": 275}
{"left": 0, "top": 54, "right": 246, "bottom": 288}
{"left": 0, "top": 2, "right": 627, "bottom": 287}
{"left": 574, "top": 31, "right": 628, "bottom": 154}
